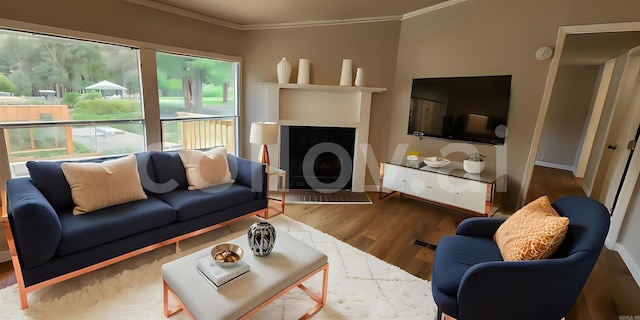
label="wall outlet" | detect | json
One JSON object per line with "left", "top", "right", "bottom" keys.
{"left": 536, "top": 153, "right": 544, "bottom": 161}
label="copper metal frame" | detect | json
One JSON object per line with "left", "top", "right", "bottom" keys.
{"left": 265, "top": 168, "right": 286, "bottom": 218}
{"left": 164, "top": 263, "right": 329, "bottom": 319}
{"left": 1, "top": 189, "right": 268, "bottom": 309}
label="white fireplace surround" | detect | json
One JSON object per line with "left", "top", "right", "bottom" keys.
{"left": 260, "top": 83, "right": 386, "bottom": 192}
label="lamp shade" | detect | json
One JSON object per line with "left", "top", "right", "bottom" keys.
{"left": 249, "top": 122, "right": 279, "bottom": 145}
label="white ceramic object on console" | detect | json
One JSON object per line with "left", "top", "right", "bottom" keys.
{"left": 354, "top": 68, "right": 365, "bottom": 87}
{"left": 276, "top": 57, "right": 291, "bottom": 84}
{"left": 463, "top": 160, "right": 485, "bottom": 174}
{"left": 424, "top": 157, "right": 451, "bottom": 168}
{"left": 297, "top": 58, "right": 310, "bottom": 84}
{"left": 339, "top": 59, "right": 352, "bottom": 86}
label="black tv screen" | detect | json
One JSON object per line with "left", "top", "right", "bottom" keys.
{"left": 408, "top": 75, "right": 512, "bottom": 145}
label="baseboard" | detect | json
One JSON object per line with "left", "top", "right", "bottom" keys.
{"left": 534, "top": 160, "right": 575, "bottom": 173}
{"left": 0, "top": 250, "right": 10, "bottom": 263}
{"left": 613, "top": 243, "right": 640, "bottom": 288}
{"left": 582, "top": 183, "right": 592, "bottom": 197}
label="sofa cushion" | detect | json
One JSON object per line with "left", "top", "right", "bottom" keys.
{"left": 6, "top": 178, "right": 63, "bottom": 269}
{"left": 56, "top": 196, "right": 177, "bottom": 256}
{"left": 135, "top": 151, "right": 157, "bottom": 195}
{"left": 178, "top": 147, "right": 234, "bottom": 190}
{"left": 61, "top": 155, "right": 148, "bottom": 215}
{"left": 26, "top": 153, "right": 157, "bottom": 212}
{"left": 156, "top": 184, "right": 256, "bottom": 222}
{"left": 26, "top": 161, "right": 74, "bottom": 212}
{"left": 432, "top": 235, "right": 503, "bottom": 295}
{"left": 494, "top": 195, "right": 570, "bottom": 261}
{"left": 149, "top": 151, "right": 189, "bottom": 193}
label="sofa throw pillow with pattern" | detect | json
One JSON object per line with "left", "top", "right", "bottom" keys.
{"left": 494, "top": 195, "right": 570, "bottom": 261}
{"left": 178, "top": 147, "right": 235, "bottom": 190}
{"left": 61, "top": 154, "right": 148, "bottom": 215}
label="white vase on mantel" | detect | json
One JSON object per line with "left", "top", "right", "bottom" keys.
{"left": 276, "top": 57, "right": 291, "bottom": 84}
{"left": 354, "top": 68, "right": 365, "bottom": 87}
{"left": 297, "top": 58, "right": 310, "bottom": 85}
{"left": 339, "top": 59, "right": 352, "bottom": 86}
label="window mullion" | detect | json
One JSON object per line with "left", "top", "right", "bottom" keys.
{"left": 139, "top": 48, "right": 162, "bottom": 151}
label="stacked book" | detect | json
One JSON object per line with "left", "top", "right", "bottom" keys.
{"left": 196, "top": 255, "right": 250, "bottom": 290}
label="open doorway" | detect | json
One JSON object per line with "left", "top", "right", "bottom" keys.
{"left": 523, "top": 22, "right": 640, "bottom": 286}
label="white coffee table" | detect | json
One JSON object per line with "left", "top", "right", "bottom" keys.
{"left": 162, "top": 231, "right": 329, "bottom": 319}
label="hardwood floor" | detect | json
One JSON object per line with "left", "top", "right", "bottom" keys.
{"left": 0, "top": 165, "right": 638, "bottom": 319}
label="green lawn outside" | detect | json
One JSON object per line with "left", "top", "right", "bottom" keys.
{"left": 159, "top": 97, "right": 236, "bottom": 118}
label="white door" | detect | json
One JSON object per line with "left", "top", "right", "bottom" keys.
{"left": 601, "top": 48, "right": 640, "bottom": 246}
{"left": 601, "top": 48, "right": 640, "bottom": 212}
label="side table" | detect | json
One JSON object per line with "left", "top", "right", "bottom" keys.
{"left": 266, "top": 167, "right": 286, "bottom": 218}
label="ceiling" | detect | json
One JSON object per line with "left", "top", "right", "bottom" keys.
{"left": 561, "top": 32, "right": 640, "bottom": 66}
{"left": 128, "top": 0, "right": 640, "bottom": 65}
{"left": 129, "top": 0, "right": 450, "bottom": 26}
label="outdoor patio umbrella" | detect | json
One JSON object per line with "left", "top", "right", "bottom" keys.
{"left": 85, "top": 80, "right": 127, "bottom": 90}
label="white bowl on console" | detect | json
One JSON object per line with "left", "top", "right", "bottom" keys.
{"left": 424, "top": 157, "right": 451, "bottom": 168}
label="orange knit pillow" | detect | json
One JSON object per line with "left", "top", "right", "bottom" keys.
{"left": 494, "top": 195, "right": 569, "bottom": 261}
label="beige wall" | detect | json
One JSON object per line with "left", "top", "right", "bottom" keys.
{"left": 242, "top": 22, "right": 401, "bottom": 187}
{"left": 392, "top": 0, "right": 640, "bottom": 210}
{"left": 538, "top": 65, "right": 600, "bottom": 168}
{"left": 0, "top": 0, "right": 243, "bottom": 56}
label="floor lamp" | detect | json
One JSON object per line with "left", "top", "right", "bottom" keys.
{"left": 249, "top": 122, "right": 279, "bottom": 169}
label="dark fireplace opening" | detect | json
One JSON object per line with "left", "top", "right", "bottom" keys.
{"left": 281, "top": 126, "right": 356, "bottom": 190}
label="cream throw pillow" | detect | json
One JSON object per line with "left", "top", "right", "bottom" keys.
{"left": 178, "top": 147, "right": 234, "bottom": 190}
{"left": 494, "top": 195, "right": 570, "bottom": 261}
{"left": 61, "top": 155, "right": 148, "bottom": 215}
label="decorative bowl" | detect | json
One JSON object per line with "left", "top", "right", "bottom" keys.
{"left": 210, "top": 243, "right": 244, "bottom": 266}
{"left": 424, "top": 157, "right": 451, "bottom": 168}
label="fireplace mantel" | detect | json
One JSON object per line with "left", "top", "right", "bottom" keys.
{"left": 259, "top": 82, "right": 386, "bottom": 192}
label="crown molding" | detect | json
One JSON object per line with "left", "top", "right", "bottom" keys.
{"left": 126, "top": 0, "right": 242, "bottom": 29}
{"left": 240, "top": 15, "right": 402, "bottom": 31}
{"left": 126, "top": 0, "right": 466, "bottom": 30}
{"left": 402, "top": 0, "right": 468, "bottom": 21}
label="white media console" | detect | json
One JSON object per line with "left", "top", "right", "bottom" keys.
{"left": 380, "top": 158, "right": 503, "bottom": 216}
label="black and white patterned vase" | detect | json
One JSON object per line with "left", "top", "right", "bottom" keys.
{"left": 247, "top": 221, "right": 276, "bottom": 256}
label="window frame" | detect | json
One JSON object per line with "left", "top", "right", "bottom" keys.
{"left": 0, "top": 22, "right": 242, "bottom": 184}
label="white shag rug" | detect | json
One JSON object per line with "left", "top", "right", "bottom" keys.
{"left": 0, "top": 215, "right": 436, "bottom": 319}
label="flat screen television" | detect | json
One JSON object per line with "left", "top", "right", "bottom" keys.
{"left": 408, "top": 75, "right": 512, "bottom": 145}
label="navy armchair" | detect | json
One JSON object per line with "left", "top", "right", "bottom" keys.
{"left": 431, "top": 196, "right": 610, "bottom": 320}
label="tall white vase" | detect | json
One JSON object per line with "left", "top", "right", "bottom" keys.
{"left": 297, "top": 58, "right": 310, "bottom": 85}
{"left": 339, "top": 59, "right": 352, "bottom": 86}
{"left": 276, "top": 57, "right": 291, "bottom": 84}
{"left": 354, "top": 68, "right": 365, "bottom": 87}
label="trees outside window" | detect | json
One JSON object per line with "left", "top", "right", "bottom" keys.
{"left": 0, "top": 29, "right": 239, "bottom": 176}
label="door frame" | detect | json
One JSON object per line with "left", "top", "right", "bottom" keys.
{"left": 521, "top": 22, "right": 640, "bottom": 242}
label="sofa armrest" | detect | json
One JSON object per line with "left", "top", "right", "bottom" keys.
{"left": 456, "top": 217, "right": 506, "bottom": 238}
{"left": 227, "top": 154, "right": 267, "bottom": 200}
{"left": 6, "top": 178, "right": 62, "bottom": 269}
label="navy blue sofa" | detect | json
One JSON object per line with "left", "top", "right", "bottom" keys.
{"left": 431, "top": 196, "right": 610, "bottom": 320}
{"left": 2, "top": 151, "right": 267, "bottom": 308}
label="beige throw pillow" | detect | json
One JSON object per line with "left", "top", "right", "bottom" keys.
{"left": 494, "top": 195, "right": 570, "bottom": 261}
{"left": 178, "top": 148, "right": 234, "bottom": 190}
{"left": 61, "top": 155, "right": 148, "bottom": 215}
